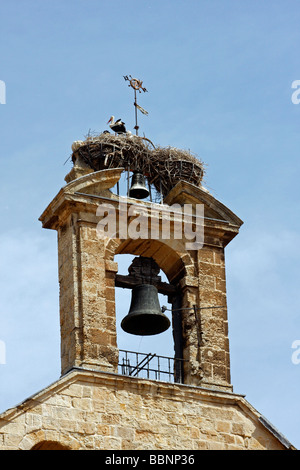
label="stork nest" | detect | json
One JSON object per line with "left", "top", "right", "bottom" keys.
{"left": 72, "top": 132, "right": 205, "bottom": 197}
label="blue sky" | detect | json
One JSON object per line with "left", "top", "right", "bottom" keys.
{"left": 1, "top": 0, "right": 300, "bottom": 448}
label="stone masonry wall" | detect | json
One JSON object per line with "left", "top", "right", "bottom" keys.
{"left": 0, "top": 370, "right": 287, "bottom": 450}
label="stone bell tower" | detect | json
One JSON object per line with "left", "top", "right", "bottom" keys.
{"left": 0, "top": 132, "right": 294, "bottom": 450}
{"left": 40, "top": 134, "right": 242, "bottom": 391}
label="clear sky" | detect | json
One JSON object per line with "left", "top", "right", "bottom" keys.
{"left": 0, "top": 0, "right": 300, "bottom": 448}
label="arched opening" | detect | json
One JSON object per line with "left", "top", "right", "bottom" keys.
{"left": 110, "top": 168, "right": 162, "bottom": 204}
{"left": 103, "top": 227, "right": 197, "bottom": 383}
{"left": 112, "top": 237, "right": 190, "bottom": 285}
{"left": 110, "top": 235, "right": 192, "bottom": 383}
{"left": 31, "top": 440, "right": 70, "bottom": 450}
{"left": 115, "top": 253, "right": 174, "bottom": 359}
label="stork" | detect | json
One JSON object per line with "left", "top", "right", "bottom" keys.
{"left": 107, "top": 116, "right": 126, "bottom": 134}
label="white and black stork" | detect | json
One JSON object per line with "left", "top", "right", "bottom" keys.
{"left": 107, "top": 116, "right": 126, "bottom": 134}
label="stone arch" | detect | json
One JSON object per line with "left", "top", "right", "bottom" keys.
{"left": 104, "top": 237, "right": 196, "bottom": 284}
{"left": 31, "top": 440, "right": 71, "bottom": 450}
{"left": 19, "top": 430, "right": 80, "bottom": 450}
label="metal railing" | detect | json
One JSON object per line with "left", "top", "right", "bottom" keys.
{"left": 118, "top": 349, "right": 187, "bottom": 384}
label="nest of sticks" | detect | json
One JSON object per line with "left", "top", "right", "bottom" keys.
{"left": 72, "top": 132, "right": 205, "bottom": 197}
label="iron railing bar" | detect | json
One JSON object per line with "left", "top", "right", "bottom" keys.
{"left": 130, "top": 353, "right": 156, "bottom": 377}
{"left": 118, "top": 349, "right": 188, "bottom": 383}
{"left": 119, "top": 349, "right": 188, "bottom": 362}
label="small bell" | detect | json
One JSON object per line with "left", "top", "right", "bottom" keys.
{"left": 121, "top": 284, "right": 170, "bottom": 336}
{"left": 129, "top": 171, "right": 149, "bottom": 199}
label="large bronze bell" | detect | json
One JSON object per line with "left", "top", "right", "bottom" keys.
{"left": 121, "top": 284, "right": 170, "bottom": 336}
{"left": 129, "top": 171, "right": 149, "bottom": 199}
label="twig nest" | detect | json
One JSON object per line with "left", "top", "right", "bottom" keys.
{"left": 71, "top": 132, "right": 205, "bottom": 197}
{"left": 71, "top": 140, "right": 84, "bottom": 152}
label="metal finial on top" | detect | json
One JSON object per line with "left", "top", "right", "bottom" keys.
{"left": 124, "top": 75, "right": 148, "bottom": 136}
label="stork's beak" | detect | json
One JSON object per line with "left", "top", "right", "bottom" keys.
{"left": 107, "top": 117, "right": 112, "bottom": 124}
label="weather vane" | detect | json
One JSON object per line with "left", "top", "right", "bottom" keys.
{"left": 124, "top": 75, "right": 148, "bottom": 136}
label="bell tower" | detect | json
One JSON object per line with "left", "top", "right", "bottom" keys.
{"left": 0, "top": 130, "right": 294, "bottom": 451}
{"left": 40, "top": 133, "right": 243, "bottom": 391}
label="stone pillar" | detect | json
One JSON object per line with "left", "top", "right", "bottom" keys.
{"left": 197, "top": 245, "right": 231, "bottom": 391}
{"left": 57, "top": 213, "right": 119, "bottom": 375}
{"left": 179, "top": 276, "right": 202, "bottom": 386}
